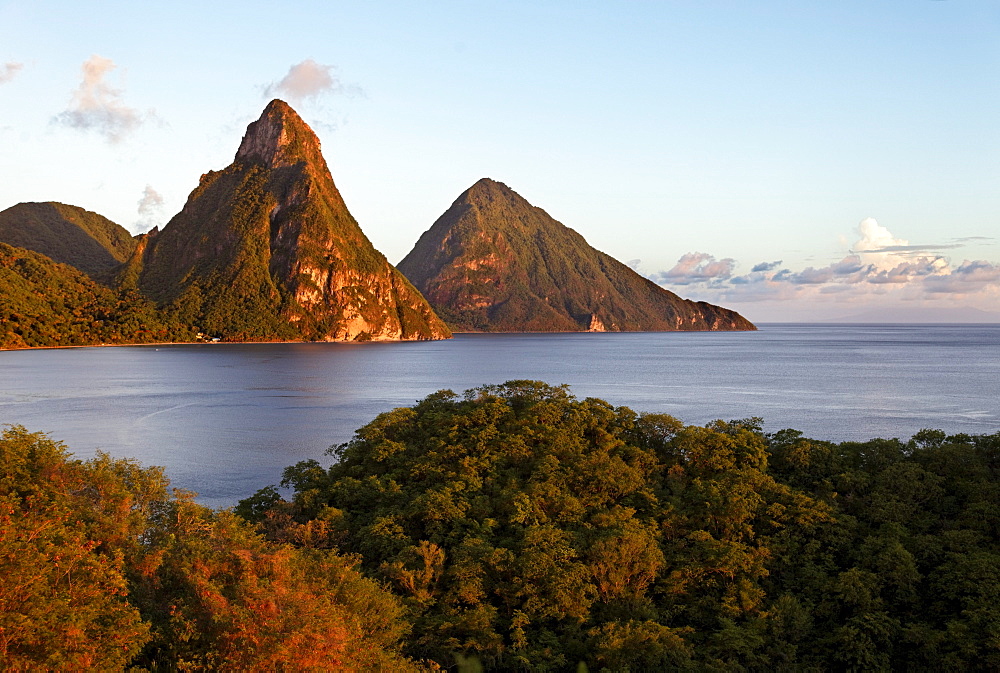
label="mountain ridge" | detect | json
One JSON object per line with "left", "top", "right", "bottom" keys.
{"left": 0, "top": 202, "right": 138, "bottom": 277}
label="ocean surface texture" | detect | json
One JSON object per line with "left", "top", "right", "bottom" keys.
{"left": 2, "top": 324, "right": 998, "bottom": 508}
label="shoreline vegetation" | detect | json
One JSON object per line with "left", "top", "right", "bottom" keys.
{"left": 5, "top": 322, "right": 999, "bottom": 352}
{"left": 4, "top": 381, "right": 1000, "bottom": 670}
{"left": 0, "top": 328, "right": 752, "bottom": 352}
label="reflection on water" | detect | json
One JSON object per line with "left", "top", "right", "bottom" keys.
{"left": 1, "top": 324, "right": 998, "bottom": 508}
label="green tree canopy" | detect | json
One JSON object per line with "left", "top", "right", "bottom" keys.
{"left": 245, "top": 382, "right": 830, "bottom": 671}
{"left": 0, "top": 425, "right": 420, "bottom": 671}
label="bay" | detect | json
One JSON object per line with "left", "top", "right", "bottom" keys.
{"left": 1, "top": 323, "right": 998, "bottom": 508}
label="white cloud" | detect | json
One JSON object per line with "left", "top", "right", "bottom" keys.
{"left": 135, "top": 185, "right": 164, "bottom": 232}
{"left": 852, "top": 217, "right": 910, "bottom": 271}
{"left": 0, "top": 61, "right": 23, "bottom": 84}
{"left": 868, "top": 258, "right": 948, "bottom": 285}
{"left": 138, "top": 185, "right": 163, "bottom": 214}
{"left": 854, "top": 217, "right": 906, "bottom": 251}
{"left": 852, "top": 217, "right": 963, "bottom": 263}
{"left": 652, "top": 252, "right": 736, "bottom": 285}
{"left": 53, "top": 55, "right": 146, "bottom": 143}
{"left": 264, "top": 59, "right": 361, "bottom": 104}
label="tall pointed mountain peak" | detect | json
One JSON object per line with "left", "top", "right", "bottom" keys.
{"left": 130, "top": 100, "right": 450, "bottom": 342}
{"left": 235, "top": 99, "right": 324, "bottom": 168}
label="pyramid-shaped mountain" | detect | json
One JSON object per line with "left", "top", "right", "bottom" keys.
{"left": 398, "top": 179, "right": 755, "bottom": 332}
{"left": 126, "top": 100, "right": 450, "bottom": 342}
{"left": 0, "top": 202, "right": 138, "bottom": 277}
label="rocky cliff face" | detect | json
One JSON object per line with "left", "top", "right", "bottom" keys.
{"left": 129, "top": 100, "right": 450, "bottom": 342}
{"left": 0, "top": 202, "right": 137, "bottom": 278}
{"left": 398, "top": 178, "right": 755, "bottom": 332}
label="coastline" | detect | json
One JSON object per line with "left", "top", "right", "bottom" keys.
{"left": 11, "top": 322, "right": 998, "bottom": 353}
{"left": 0, "top": 327, "right": 763, "bottom": 352}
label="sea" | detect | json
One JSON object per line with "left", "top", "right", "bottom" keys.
{"left": 2, "top": 323, "right": 998, "bottom": 509}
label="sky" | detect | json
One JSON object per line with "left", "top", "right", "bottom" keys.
{"left": 1, "top": 1, "right": 998, "bottom": 322}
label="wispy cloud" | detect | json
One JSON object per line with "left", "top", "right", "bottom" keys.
{"left": 53, "top": 55, "right": 149, "bottom": 143}
{"left": 850, "top": 217, "right": 973, "bottom": 258}
{"left": 854, "top": 243, "right": 963, "bottom": 254}
{"left": 0, "top": 61, "right": 23, "bottom": 84}
{"left": 264, "top": 59, "right": 362, "bottom": 104}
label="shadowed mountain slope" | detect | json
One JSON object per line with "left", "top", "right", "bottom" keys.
{"left": 126, "top": 100, "right": 449, "bottom": 342}
{"left": 398, "top": 178, "right": 755, "bottom": 332}
{"left": 0, "top": 202, "right": 138, "bottom": 277}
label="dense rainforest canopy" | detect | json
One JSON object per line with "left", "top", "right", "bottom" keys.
{"left": 0, "top": 426, "right": 419, "bottom": 670}
{"left": 4, "top": 381, "right": 1000, "bottom": 670}
{"left": 246, "top": 382, "right": 1000, "bottom": 672}
{"left": 0, "top": 242, "right": 193, "bottom": 349}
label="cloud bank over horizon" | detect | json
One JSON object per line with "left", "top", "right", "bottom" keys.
{"left": 650, "top": 219, "right": 1000, "bottom": 316}
{"left": 53, "top": 55, "right": 150, "bottom": 143}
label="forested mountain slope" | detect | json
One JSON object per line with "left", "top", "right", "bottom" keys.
{"left": 0, "top": 241, "right": 188, "bottom": 348}
{"left": 0, "top": 202, "right": 138, "bottom": 277}
{"left": 398, "top": 178, "right": 755, "bottom": 332}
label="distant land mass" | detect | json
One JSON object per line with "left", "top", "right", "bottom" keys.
{"left": 398, "top": 178, "right": 755, "bottom": 332}
{"left": 821, "top": 306, "right": 1000, "bottom": 324}
{"left": 123, "top": 100, "right": 450, "bottom": 342}
{"left": 0, "top": 202, "right": 138, "bottom": 277}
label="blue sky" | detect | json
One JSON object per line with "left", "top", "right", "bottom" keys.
{"left": 1, "top": 1, "right": 998, "bottom": 321}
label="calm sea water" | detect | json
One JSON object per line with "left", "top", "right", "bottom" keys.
{"left": 2, "top": 324, "right": 998, "bottom": 508}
